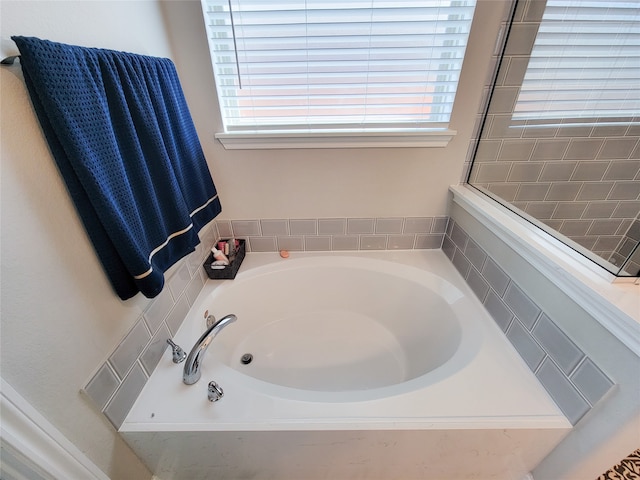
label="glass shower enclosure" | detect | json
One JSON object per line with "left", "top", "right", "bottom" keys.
{"left": 467, "top": 0, "right": 640, "bottom": 277}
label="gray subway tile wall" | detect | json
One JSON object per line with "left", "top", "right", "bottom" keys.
{"left": 83, "top": 216, "right": 448, "bottom": 428}
{"left": 444, "top": 219, "right": 614, "bottom": 425}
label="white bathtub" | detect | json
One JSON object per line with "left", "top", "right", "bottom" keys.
{"left": 122, "top": 250, "right": 570, "bottom": 480}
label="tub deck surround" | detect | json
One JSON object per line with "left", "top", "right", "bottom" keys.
{"left": 122, "top": 250, "right": 568, "bottom": 432}
{"left": 120, "top": 250, "right": 569, "bottom": 480}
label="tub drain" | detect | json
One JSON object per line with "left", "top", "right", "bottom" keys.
{"left": 240, "top": 353, "right": 253, "bottom": 365}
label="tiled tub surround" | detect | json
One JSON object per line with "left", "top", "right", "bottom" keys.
{"left": 83, "top": 221, "right": 220, "bottom": 428}
{"left": 82, "top": 215, "right": 448, "bottom": 428}
{"left": 443, "top": 219, "right": 614, "bottom": 425}
{"left": 216, "top": 216, "right": 449, "bottom": 252}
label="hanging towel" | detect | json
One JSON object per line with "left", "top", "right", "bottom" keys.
{"left": 13, "top": 36, "right": 222, "bottom": 300}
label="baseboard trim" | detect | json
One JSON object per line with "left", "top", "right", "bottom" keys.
{"left": 1, "top": 378, "right": 109, "bottom": 480}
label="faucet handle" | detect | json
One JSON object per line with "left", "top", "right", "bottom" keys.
{"left": 204, "top": 310, "right": 216, "bottom": 328}
{"left": 166, "top": 339, "right": 186, "bottom": 364}
{"left": 208, "top": 381, "right": 224, "bottom": 402}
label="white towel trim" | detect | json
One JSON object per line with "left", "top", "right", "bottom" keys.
{"left": 133, "top": 194, "right": 219, "bottom": 280}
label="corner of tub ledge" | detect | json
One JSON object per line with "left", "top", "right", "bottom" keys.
{"left": 449, "top": 184, "right": 640, "bottom": 357}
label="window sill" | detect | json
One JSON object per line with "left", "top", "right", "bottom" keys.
{"left": 214, "top": 129, "right": 456, "bottom": 150}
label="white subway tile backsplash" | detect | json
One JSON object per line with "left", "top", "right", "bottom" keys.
{"left": 109, "top": 319, "right": 150, "bottom": 379}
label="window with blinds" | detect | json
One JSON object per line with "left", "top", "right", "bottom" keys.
{"left": 200, "top": 0, "right": 476, "bottom": 142}
{"left": 513, "top": 0, "right": 640, "bottom": 123}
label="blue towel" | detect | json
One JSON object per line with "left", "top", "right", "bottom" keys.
{"left": 13, "top": 36, "right": 222, "bottom": 300}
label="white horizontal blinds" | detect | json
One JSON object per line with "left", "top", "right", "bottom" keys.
{"left": 513, "top": 0, "right": 640, "bottom": 122}
{"left": 202, "top": 0, "right": 476, "bottom": 132}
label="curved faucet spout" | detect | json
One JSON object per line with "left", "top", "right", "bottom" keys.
{"left": 183, "top": 314, "right": 237, "bottom": 385}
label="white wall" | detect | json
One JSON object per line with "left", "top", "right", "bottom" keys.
{"left": 159, "top": 0, "right": 505, "bottom": 220}
{"left": 0, "top": 1, "right": 176, "bottom": 479}
{"left": 0, "top": 1, "right": 505, "bottom": 479}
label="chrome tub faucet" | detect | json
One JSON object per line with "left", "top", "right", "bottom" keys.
{"left": 183, "top": 313, "right": 237, "bottom": 385}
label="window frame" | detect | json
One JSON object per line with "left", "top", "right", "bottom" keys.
{"left": 200, "top": 0, "right": 478, "bottom": 149}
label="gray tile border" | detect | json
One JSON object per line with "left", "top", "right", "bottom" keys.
{"left": 444, "top": 220, "right": 614, "bottom": 425}
{"left": 570, "top": 358, "right": 614, "bottom": 406}
{"left": 533, "top": 314, "right": 585, "bottom": 375}
{"left": 536, "top": 358, "right": 591, "bottom": 425}
{"left": 503, "top": 283, "right": 541, "bottom": 330}
{"left": 483, "top": 291, "right": 514, "bottom": 332}
{"left": 506, "top": 319, "right": 546, "bottom": 372}
{"left": 104, "top": 363, "right": 148, "bottom": 429}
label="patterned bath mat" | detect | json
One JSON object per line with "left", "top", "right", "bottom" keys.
{"left": 597, "top": 449, "right": 640, "bottom": 480}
